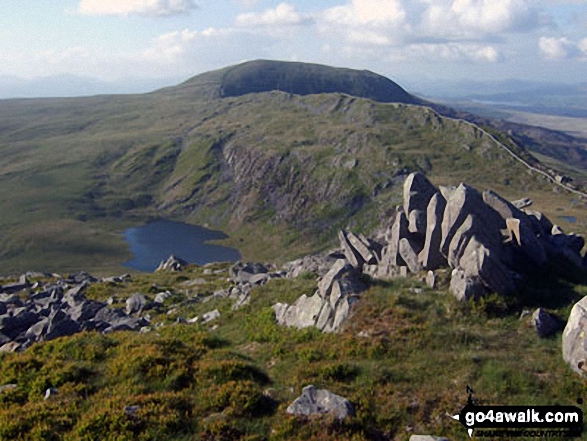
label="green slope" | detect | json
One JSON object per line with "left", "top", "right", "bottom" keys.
{"left": 0, "top": 61, "right": 583, "bottom": 274}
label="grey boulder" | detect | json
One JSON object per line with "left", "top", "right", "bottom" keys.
{"left": 286, "top": 385, "right": 355, "bottom": 420}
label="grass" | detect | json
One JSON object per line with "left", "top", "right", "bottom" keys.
{"left": 1, "top": 265, "right": 585, "bottom": 440}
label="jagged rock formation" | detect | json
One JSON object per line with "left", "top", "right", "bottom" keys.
{"left": 0, "top": 272, "right": 148, "bottom": 352}
{"left": 273, "top": 259, "right": 366, "bottom": 333}
{"left": 375, "top": 172, "right": 585, "bottom": 301}
{"left": 156, "top": 255, "right": 189, "bottom": 272}
{"left": 276, "top": 172, "right": 586, "bottom": 333}
{"left": 286, "top": 385, "right": 355, "bottom": 420}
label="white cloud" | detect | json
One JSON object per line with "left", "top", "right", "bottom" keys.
{"left": 404, "top": 42, "right": 501, "bottom": 62}
{"left": 421, "top": 0, "right": 535, "bottom": 37}
{"left": 539, "top": 36, "right": 579, "bottom": 58}
{"left": 141, "top": 29, "right": 199, "bottom": 62}
{"left": 235, "top": 3, "right": 312, "bottom": 27}
{"left": 78, "top": 0, "right": 197, "bottom": 17}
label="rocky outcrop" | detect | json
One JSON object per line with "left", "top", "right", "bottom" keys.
{"left": 273, "top": 258, "right": 365, "bottom": 333}
{"left": 272, "top": 172, "right": 587, "bottom": 333}
{"left": 0, "top": 274, "right": 148, "bottom": 352}
{"left": 373, "top": 172, "right": 586, "bottom": 301}
{"left": 156, "top": 255, "right": 189, "bottom": 272}
{"left": 563, "top": 297, "right": 587, "bottom": 375}
{"left": 286, "top": 385, "right": 355, "bottom": 420}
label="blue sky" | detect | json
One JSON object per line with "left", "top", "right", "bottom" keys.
{"left": 1, "top": 0, "right": 586, "bottom": 94}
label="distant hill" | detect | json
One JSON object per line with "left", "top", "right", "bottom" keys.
{"left": 217, "top": 60, "right": 422, "bottom": 105}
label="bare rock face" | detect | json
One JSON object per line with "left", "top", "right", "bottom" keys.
{"left": 403, "top": 172, "right": 437, "bottom": 216}
{"left": 286, "top": 385, "right": 355, "bottom": 420}
{"left": 419, "top": 192, "right": 447, "bottom": 270}
{"left": 440, "top": 184, "right": 504, "bottom": 258}
{"left": 450, "top": 269, "right": 488, "bottom": 302}
{"left": 399, "top": 238, "right": 422, "bottom": 274}
{"left": 563, "top": 297, "right": 587, "bottom": 375}
{"left": 378, "top": 211, "right": 409, "bottom": 279}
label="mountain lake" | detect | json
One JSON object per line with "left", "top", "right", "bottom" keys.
{"left": 122, "top": 220, "right": 241, "bottom": 272}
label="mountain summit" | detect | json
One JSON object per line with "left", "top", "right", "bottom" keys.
{"left": 167, "top": 60, "right": 422, "bottom": 105}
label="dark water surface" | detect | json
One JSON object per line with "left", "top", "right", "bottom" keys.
{"left": 123, "top": 220, "right": 241, "bottom": 272}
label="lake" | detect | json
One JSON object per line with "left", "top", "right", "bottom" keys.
{"left": 122, "top": 220, "right": 241, "bottom": 272}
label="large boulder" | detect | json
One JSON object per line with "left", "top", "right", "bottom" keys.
{"left": 230, "top": 262, "right": 269, "bottom": 283}
{"left": 286, "top": 385, "right": 355, "bottom": 420}
{"left": 378, "top": 211, "right": 409, "bottom": 278}
{"left": 399, "top": 238, "right": 422, "bottom": 274}
{"left": 563, "top": 296, "right": 587, "bottom": 375}
{"left": 457, "top": 238, "right": 517, "bottom": 296}
{"left": 273, "top": 294, "right": 325, "bottom": 330}
{"left": 440, "top": 184, "right": 503, "bottom": 257}
{"left": 532, "top": 308, "right": 562, "bottom": 338}
{"left": 317, "top": 259, "right": 353, "bottom": 297}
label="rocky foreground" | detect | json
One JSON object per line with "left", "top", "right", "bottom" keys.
{"left": 1, "top": 174, "right": 587, "bottom": 436}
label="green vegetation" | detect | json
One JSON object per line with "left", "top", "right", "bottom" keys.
{"left": 0, "top": 266, "right": 585, "bottom": 440}
{"left": 0, "top": 61, "right": 585, "bottom": 275}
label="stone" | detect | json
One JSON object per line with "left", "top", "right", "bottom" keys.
{"left": 156, "top": 255, "right": 188, "bottom": 272}
{"left": 403, "top": 172, "right": 437, "bottom": 216}
{"left": 44, "top": 388, "right": 58, "bottom": 400}
{"left": 331, "top": 297, "right": 359, "bottom": 332}
{"left": 286, "top": 385, "right": 355, "bottom": 420}
{"left": 315, "top": 302, "right": 334, "bottom": 331}
{"left": 563, "top": 296, "right": 587, "bottom": 375}
{"left": 419, "top": 192, "right": 447, "bottom": 270}
{"left": 525, "top": 210, "right": 553, "bottom": 236}
{"left": 45, "top": 316, "right": 80, "bottom": 341}
{"left": 458, "top": 238, "right": 517, "bottom": 296}
{"left": 511, "top": 197, "right": 533, "bottom": 209}
{"left": 273, "top": 294, "right": 326, "bottom": 329}
{"left": 339, "top": 230, "right": 364, "bottom": 268}
{"left": 154, "top": 291, "right": 173, "bottom": 304}
{"left": 425, "top": 270, "right": 436, "bottom": 289}
{"left": 483, "top": 190, "right": 547, "bottom": 267}
{"left": 126, "top": 293, "right": 147, "bottom": 315}
{"left": 399, "top": 238, "right": 422, "bottom": 274}
{"left": 378, "top": 211, "right": 409, "bottom": 278}
{"left": 0, "top": 310, "right": 40, "bottom": 340}
{"left": 450, "top": 269, "right": 488, "bottom": 302}
{"left": 532, "top": 308, "right": 562, "bottom": 338}
{"left": 68, "top": 300, "right": 106, "bottom": 322}
{"left": 230, "top": 262, "right": 268, "bottom": 283}
{"left": 0, "top": 342, "right": 20, "bottom": 353}
{"left": 0, "top": 384, "right": 17, "bottom": 393}
{"left": 408, "top": 209, "right": 426, "bottom": 235}
{"left": 346, "top": 231, "right": 376, "bottom": 265}
{"left": 317, "top": 259, "right": 352, "bottom": 298}
{"left": 440, "top": 184, "right": 504, "bottom": 257}
{"left": 249, "top": 273, "right": 269, "bottom": 285}
{"left": 202, "top": 310, "right": 220, "bottom": 324}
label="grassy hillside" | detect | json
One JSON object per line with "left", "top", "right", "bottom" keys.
{"left": 0, "top": 266, "right": 585, "bottom": 440}
{"left": 0, "top": 61, "right": 584, "bottom": 274}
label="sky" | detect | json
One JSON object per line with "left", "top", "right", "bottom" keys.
{"left": 1, "top": 0, "right": 587, "bottom": 95}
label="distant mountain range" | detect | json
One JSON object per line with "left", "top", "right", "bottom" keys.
{"left": 0, "top": 74, "right": 180, "bottom": 98}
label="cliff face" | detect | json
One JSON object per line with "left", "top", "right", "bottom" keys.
{"left": 102, "top": 92, "right": 540, "bottom": 261}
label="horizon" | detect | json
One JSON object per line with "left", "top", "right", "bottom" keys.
{"left": 1, "top": 1, "right": 587, "bottom": 99}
